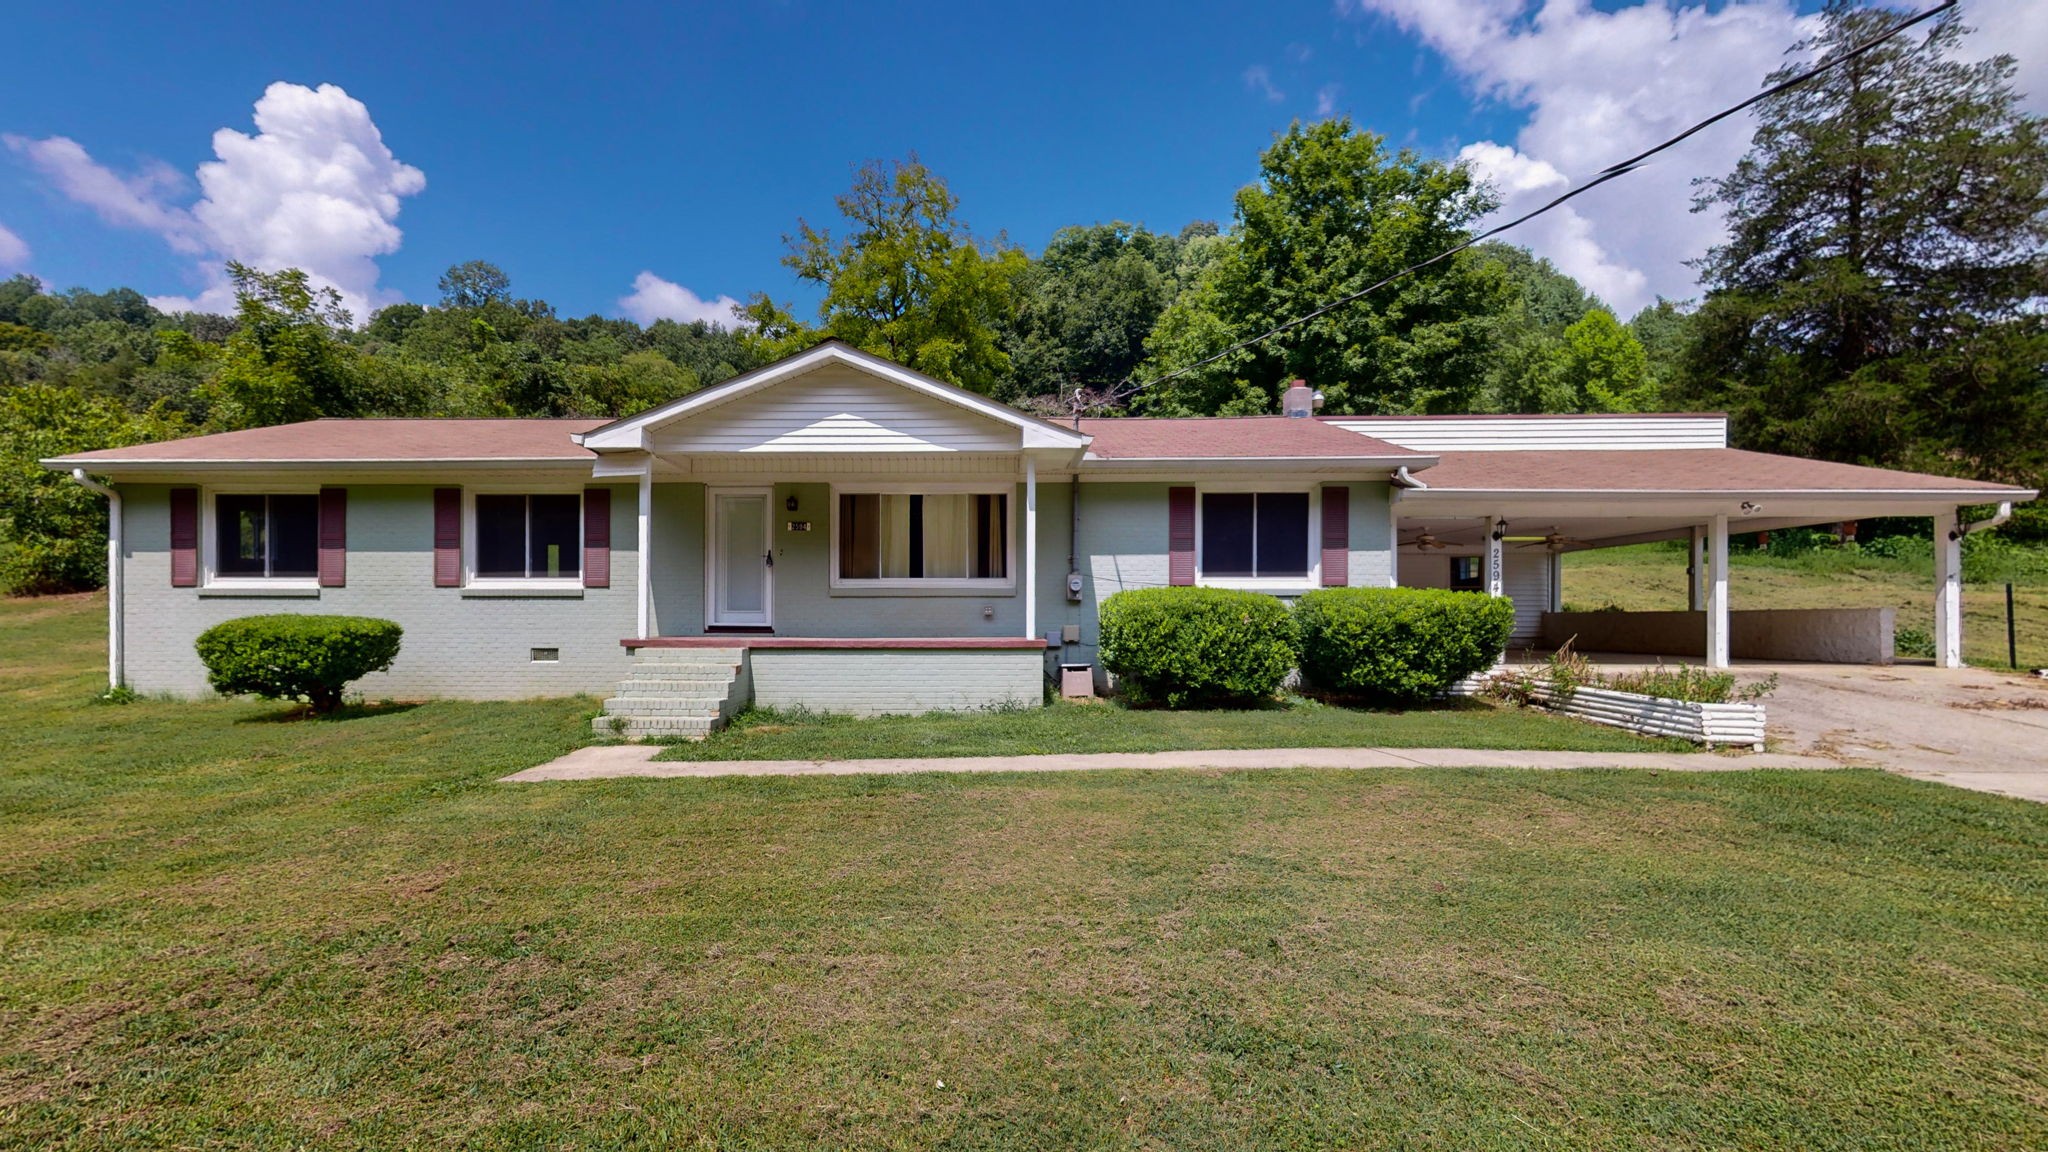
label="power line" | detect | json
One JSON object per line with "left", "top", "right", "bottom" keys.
{"left": 1091, "top": 0, "right": 1958, "bottom": 412}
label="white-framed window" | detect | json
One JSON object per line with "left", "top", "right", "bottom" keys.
{"left": 1196, "top": 484, "right": 1320, "bottom": 591}
{"left": 829, "top": 483, "right": 1014, "bottom": 591}
{"left": 204, "top": 489, "right": 319, "bottom": 587}
{"left": 465, "top": 488, "right": 582, "bottom": 589}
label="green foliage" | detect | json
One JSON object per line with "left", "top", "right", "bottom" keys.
{"left": 0, "top": 384, "right": 187, "bottom": 594}
{"left": 194, "top": 614, "right": 403, "bottom": 714}
{"left": 1293, "top": 587, "right": 1515, "bottom": 704}
{"left": 1139, "top": 119, "right": 1509, "bottom": 416}
{"left": 1096, "top": 587, "right": 1297, "bottom": 708}
{"left": 204, "top": 263, "right": 363, "bottom": 428}
{"left": 1683, "top": 2, "right": 2048, "bottom": 535}
{"left": 748, "top": 156, "right": 1027, "bottom": 394}
{"left": 1004, "top": 222, "right": 1198, "bottom": 401}
{"left": 1555, "top": 309, "right": 1656, "bottom": 412}
{"left": 1604, "top": 666, "right": 1778, "bottom": 705}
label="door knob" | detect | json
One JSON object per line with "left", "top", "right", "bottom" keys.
{"left": 764, "top": 551, "right": 773, "bottom": 568}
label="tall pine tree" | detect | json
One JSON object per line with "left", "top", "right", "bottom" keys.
{"left": 1683, "top": 2, "right": 2048, "bottom": 529}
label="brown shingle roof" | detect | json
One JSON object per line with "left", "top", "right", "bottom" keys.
{"left": 1079, "top": 416, "right": 1421, "bottom": 460}
{"left": 1418, "top": 449, "right": 2033, "bottom": 495}
{"left": 53, "top": 418, "right": 605, "bottom": 463}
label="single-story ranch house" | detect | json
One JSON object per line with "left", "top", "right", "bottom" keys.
{"left": 47, "top": 340, "right": 2036, "bottom": 736}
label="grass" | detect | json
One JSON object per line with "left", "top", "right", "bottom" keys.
{"left": 6, "top": 593, "right": 2048, "bottom": 1149}
{"left": 658, "top": 695, "right": 1684, "bottom": 762}
{"left": 1565, "top": 542, "right": 2048, "bottom": 671}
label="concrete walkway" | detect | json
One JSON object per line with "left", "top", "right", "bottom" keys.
{"left": 501, "top": 743, "right": 1836, "bottom": 782}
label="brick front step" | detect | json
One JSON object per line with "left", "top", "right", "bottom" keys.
{"left": 591, "top": 715, "right": 719, "bottom": 738}
{"left": 596, "top": 650, "right": 749, "bottom": 742}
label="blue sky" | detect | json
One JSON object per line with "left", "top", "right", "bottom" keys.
{"left": 1, "top": 1, "right": 2037, "bottom": 324}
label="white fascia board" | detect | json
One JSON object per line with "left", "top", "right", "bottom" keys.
{"left": 589, "top": 451, "right": 654, "bottom": 479}
{"left": 577, "top": 342, "right": 1091, "bottom": 452}
{"left": 1407, "top": 486, "right": 2035, "bottom": 501}
{"left": 40, "top": 457, "right": 596, "bottom": 473}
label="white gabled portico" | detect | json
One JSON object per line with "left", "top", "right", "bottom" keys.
{"left": 575, "top": 339, "right": 1091, "bottom": 651}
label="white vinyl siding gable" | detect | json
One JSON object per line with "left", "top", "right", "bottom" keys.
{"left": 655, "top": 365, "right": 1019, "bottom": 454}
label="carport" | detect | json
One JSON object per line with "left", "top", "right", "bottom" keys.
{"left": 1360, "top": 423, "right": 2036, "bottom": 669}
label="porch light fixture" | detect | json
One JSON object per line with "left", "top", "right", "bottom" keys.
{"left": 1740, "top": 501, "right": 1762, "bottom": 516}
{"left": 785, "top": 495, "right": 799, "bottom": 512}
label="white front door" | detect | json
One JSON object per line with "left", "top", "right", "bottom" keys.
{"left": 708, "top": 489, "right": 773, "bottom": 627}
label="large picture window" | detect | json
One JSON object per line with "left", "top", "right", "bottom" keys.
{"left": 837, "top": 490, "right": 1008, "bottom": 584}
{"left": 1201, "top": 491, "right": 1309, "bottom": 580}
{"left": 214, "top": 493, "right": 318, "bottom": 579}
{"left": 475, "top": 493, "right": 581, "bottom": 580}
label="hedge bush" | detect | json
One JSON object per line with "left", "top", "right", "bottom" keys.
{"left": 1097, "top": 587, "right": 1297, "bottom": 708}
{"left": 1294, "top": 587, "right": 1514, "bottom": 705}
{"left": 195, "top": 615, "right": 403, "bottom": 714}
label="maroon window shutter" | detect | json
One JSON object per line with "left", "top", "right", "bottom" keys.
{"left": 318, "top": 487, "right": 347, "bottom": 587}
{"left": 433, "top": 488, "right": 461, "bottom": 587}
{"left": 583, "top": 487, "right": 611, "bottom": 588}
{"left": 1167, "top": 486, "right": 1196, "bottom": 586}
{"left": 169, "top": 487, "right": 199, "bottom": 587}
{"left": 1321, "top": 485, "right": 1350, "bottom": 587}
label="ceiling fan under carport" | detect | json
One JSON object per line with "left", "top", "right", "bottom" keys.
{"left": 1505, "top": 528, "right": 1593, "bottom": 551}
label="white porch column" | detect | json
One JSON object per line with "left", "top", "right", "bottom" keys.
{"left": 1934, "top": 508, "right": 1962, "bottom": 668}
{"left": 636, "top": 465, "right": 653, "bottom": 640}
{"left": 1706, "top": 514, "right": 1730, "bottom": 669}
{"left": 1024, "top": 456, "right": 1039, "bottom": 640}
{"left": 1688, "top": 526, "right": 1707, "bottom": 612}
{"left": 1483, "top": 516, "right": 1505, "bottom": 598}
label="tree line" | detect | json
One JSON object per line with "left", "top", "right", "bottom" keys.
{"left": 2, "top": 1, "right": 2041, "bottom": 593}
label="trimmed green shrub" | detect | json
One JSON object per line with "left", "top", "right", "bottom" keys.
{"left": 195, "top": 615, "right": 403, "bottom": 714}
{"left": 1294, "top": 587, "right": 1515, "bottom": 704}
{"left": 1097, "top": 587, "right": 1296, "bottom": 708}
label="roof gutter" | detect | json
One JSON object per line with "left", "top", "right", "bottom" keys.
{"left": 1390, "top": 466, "right": 1428, "bottom": 490}
{"left": 1953, "top": 501, "right": 2015, "bottom": 540}
{"left": 68, "top": 470, "right": 122, "bottom": 692}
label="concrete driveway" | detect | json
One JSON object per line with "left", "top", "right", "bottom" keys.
{"left": 1755, "top": 662, "right": 2048, "bottom": 801}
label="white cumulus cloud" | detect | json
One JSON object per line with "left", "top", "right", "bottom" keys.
{"left": 1348, "top": 0, "right": 1813, "bottom": 315}
{"left": 1347, "top": 0, "right": 2048, "bottom": 315}
{"left": 618, "top": 271, "right": 745, "bottom": 328}
{"left": 0, "top": 222, "right": 29, "bottom": 272}
{"left": 1316, "top": 83, "right": 1344, "bottom": 116}
{"left": 7, "top": 82, "right": 423, "bottom": 321}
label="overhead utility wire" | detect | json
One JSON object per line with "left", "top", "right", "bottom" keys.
{"left": 1088, "top": 0, "right": 1957, "bottom": 412}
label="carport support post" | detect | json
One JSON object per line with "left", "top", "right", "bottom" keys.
{"left": 1934, "top": 507, "right": 1962, "bottom": 669}
{"left": 1688, "top": 527, "right": 1707, "bottom": 612}
{"left": 1706, "top": 514, "right": 1730, "bottom": 669}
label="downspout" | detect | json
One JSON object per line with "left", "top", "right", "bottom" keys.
{"left": 1955, "top": 501, "right": 2014, "bottom": 540}
{"left": 69, "top": 469, "right": 122, "bottom": 691}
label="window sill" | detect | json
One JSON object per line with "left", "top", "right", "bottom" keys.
{"left": 829, "top": 581, "right": 1017, "bottom": 598}
{"left": 461, "top": 584, "right": 586, "bottom": 599}
{"left": 199, "top": 583, "right": 321, "bottom": 599}
{"left": 1197, "top": 579, "right": 1316, "bottom": 596}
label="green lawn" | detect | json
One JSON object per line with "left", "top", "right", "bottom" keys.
{"left": 1564, "top": 542, "right": 2048, "bottom": 670}
{"left": 6, "top": 593, "right": 2048, "bottom": 1149}
{"left": 658, "top": 696, "right": 1682, "bottom": 761}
